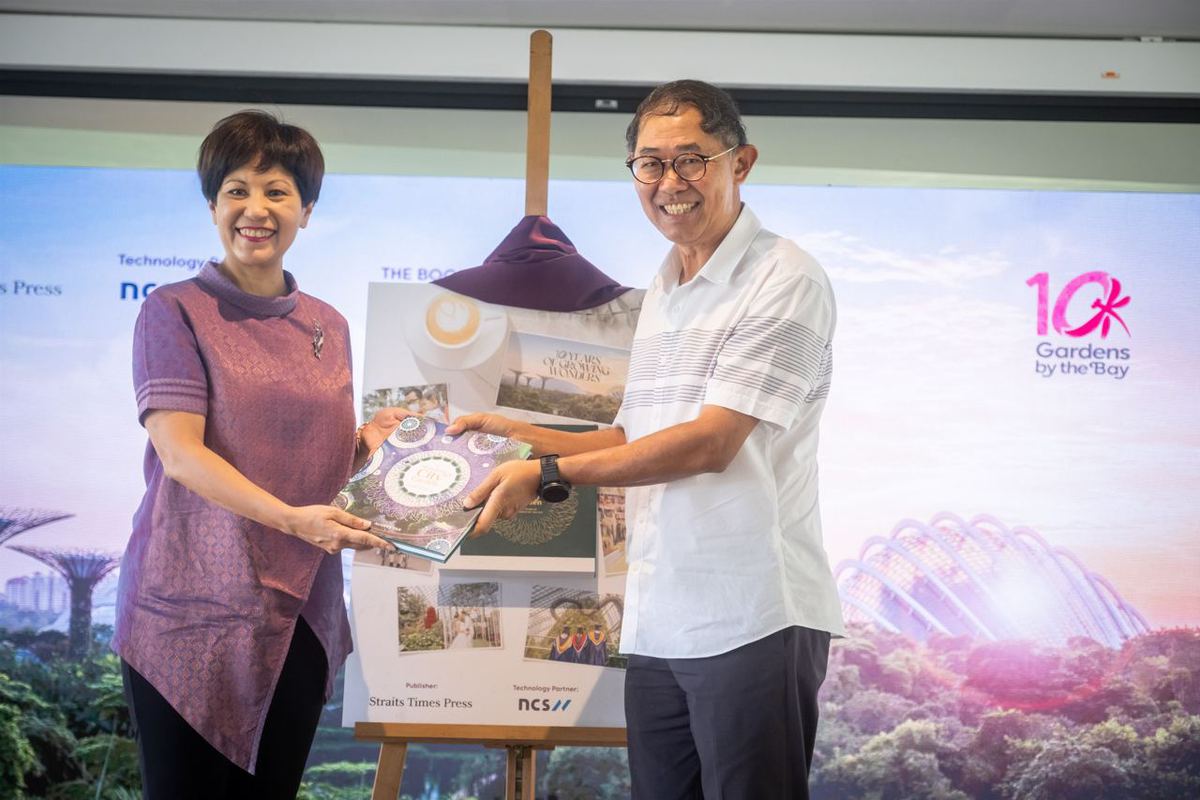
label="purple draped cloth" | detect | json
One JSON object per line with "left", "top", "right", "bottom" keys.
{"left": 433, "top": 215, "right": 631, "bottom": 311}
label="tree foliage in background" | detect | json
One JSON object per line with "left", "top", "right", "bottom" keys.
{"left": 811, "top": 625, "right": 1200, "bottom": 800}
{"left": 0, "top": 625, "right": 136, "bottom": 799}
{"left": 3, "top": 620, "right": 1199, "bottom": 799}
{"left": 542, "top": 746, "right": 631, "bottom": 800}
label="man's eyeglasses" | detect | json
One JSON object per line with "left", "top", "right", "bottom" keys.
{"left": 625, "top": 145, "right": 739, "bottom": 185}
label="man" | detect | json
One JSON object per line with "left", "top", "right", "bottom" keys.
{"left": 450, "top": 79, "right": 844, "bottom": 799}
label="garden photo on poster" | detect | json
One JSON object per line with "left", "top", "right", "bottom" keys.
{"left": 496, "top": 332, "right": 630, "bottom": 424}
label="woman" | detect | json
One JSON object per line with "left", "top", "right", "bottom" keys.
{"left": 449, "top": 612, "right": 473, "bottom": 649}
{"left": 113, "top": 110, "right": 404, "bottom": 799}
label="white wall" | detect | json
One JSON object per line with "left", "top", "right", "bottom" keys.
{"left": 3, "top": 13, "right": 1199, "bottom": 94}
{"left": 1, "top": 13, "right": 1198, "bottom": 190}
{"left": 3, "top": 96, "right": 1198, "bottom": 191}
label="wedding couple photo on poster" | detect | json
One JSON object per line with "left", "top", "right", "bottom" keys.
{"left": 524, "top": 585, "right": 627, "bottom": 670}
{"left": 395, "top": 581, "right": 502, "bottom": 654}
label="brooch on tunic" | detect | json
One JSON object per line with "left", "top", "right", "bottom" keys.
{"left": 312, "top": 319, "right": 325, "bottom": 359}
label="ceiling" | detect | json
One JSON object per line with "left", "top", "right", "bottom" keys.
{"left": 1, "top": 0, "right": 1198, "bottom": 40}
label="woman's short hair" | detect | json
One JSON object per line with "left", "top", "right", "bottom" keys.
{"left": 197, "top": 110, "right": 325, "bottom": 206}
{"left": 624, "top": 79, "right": 748, "bottom": 154}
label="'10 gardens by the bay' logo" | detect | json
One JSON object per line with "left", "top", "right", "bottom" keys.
{"left": 1026, "top": 271, "right": 1131, "bottom": 380}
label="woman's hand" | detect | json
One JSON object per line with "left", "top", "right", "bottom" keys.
{"left": 144, "top": 410, "right": 397, "bottom": 554}
{"left": 359, "top": 406, "right": 416, "bottom": 454}
{"left": 352, "top": 406, "right": 417, "bottom": 473}
{"left": 284, "top": 504, "right": 395, "bottom": 554}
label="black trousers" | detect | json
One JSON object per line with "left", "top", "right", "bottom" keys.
{"left": 625, "top": 625, "right": 831, "bottom": 800}
{"left": 122, "top": 617, "right": 328, "bottom": 800}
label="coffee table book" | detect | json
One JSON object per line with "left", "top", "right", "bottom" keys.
{"left": 335, "top": 416, "right": 532, "bottom": 563}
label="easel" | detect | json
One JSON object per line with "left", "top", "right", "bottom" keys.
{"left": 354, "top": 29, "right": 629, "bottom": 800}
{"left": 357, "top": 722, "right": 627, "bottom": 800}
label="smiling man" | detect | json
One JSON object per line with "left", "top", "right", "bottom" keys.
{"left": 452, "top": 80, "right": 844, "bottom": 799}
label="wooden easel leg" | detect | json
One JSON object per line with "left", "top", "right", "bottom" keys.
{"left": 505, "top": 745, "right": 537, "bottom": 800}
{"left": 371, "top": 741, "right": 408, "bottom": 800}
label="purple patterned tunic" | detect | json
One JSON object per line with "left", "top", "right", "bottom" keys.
{"left": 114, "top": 262, "right": 355, "bottom": 773}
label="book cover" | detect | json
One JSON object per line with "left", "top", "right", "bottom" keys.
{"left": 335, "top": 416, "right": 532, "bottom": 562}
{"left": 496, "top": 332, "right": 630, "bottom": 425}
{"left": 458, "top": 424, "right": 598, "bottom": 563}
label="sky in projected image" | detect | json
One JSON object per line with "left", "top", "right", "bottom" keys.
{"left": 1, "top": 166, "right": 1197, "bottom": 627}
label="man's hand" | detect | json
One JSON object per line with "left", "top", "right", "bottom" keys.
{"left": 446, "top": 412, "right": 517, "bottom": 438}
{"left": 284, "top": 505, "right": 395, "bottom": 554}
{"left": 462, "top": 458, "right": 541, "bottom": 537}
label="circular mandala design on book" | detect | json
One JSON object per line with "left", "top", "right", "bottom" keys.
{"left": 467, "top": 432, "right": 510, "bottom": 455}
{"left": 495, "top": 492, "right": 579, "bottom": 545}
{"left": 333, "top": 491, "right": 354, "bottom": 511}
{"left": 387, "top": 415, "right": 437, "bottom": 449}
{"left": 384, "top": 450, "right": 470, "bottom": 509}
{"left": 424, "top": 537, "right": 454, "bottom": 555}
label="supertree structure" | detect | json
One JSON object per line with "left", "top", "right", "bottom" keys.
{"left": 8, "top": 545, "right": 120, "bottom": 659}
{"left": 0, "top": 507, "right": 73, "bottom": 545}
{"left": 835, "top": 512, "right": 1150, "bottom": 649}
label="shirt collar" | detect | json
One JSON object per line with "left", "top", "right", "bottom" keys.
{"left": 196, "top": 260, "right": 299, "bottom": 317}
{"left": 655, "top": 204, "right": 762, "bottom": 291}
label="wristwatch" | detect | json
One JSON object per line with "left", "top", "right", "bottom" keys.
{"left": 537, "top": 454, "right": 572, "bottom": 503}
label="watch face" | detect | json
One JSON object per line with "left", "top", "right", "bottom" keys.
{"left": 541, "top": 482, "right": 571, "bottom": 504}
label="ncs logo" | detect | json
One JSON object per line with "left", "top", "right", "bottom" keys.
{"left": 517, "top": 697, "right": 572, "bottom": 712}
{"left": 1026, "top": 272, "right": 1131, "bottom": 338}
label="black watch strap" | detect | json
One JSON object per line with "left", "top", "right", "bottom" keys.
{"left": 538, "top": 454, "right": 572, "bottom": 503}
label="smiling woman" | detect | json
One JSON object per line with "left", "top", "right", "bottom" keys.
{"left": 198, "top": 112, "right": 322, "bottom": 295}
{"left": 112, "top": 110, "right": 412, "bottom": 800}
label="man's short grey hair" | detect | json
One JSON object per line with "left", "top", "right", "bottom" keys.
{"left": 625, "top": 80, "right": 748, "bottom": 154}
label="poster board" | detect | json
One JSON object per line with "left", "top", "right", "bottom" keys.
{"left": 342, "top": 282, "right": 643, "bottom": 729}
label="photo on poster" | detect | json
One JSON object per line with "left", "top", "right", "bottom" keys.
{"left": 496, "top": 332, "right": 630, "bottom": 424}
{"left": 403, "top": 289, "right": 510, "bottom": 372}
{"left": 354, "top": 547, "right": 434, "bottom": 574}
{"left": 598, "top": 487, "right": 628, "bottom": 576}
{"left": 396, "top": 585, "right": 443, "bottom": 654}
{"left": 459, "top": 424, "right": 598, "bottom": 563}
{"left": 524, "top": 585, "right": 627, "bottom": 670}
{"left": 362, "top": 383, "right": 450, "bottom": 423}
{"left": 437, "top": 582, "right": 503, "bottom": 650}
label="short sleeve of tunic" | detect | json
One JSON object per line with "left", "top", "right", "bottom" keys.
{"left": 704, "top": 271, "right": 834, "bottom": 431}
{"left": 133, "top": 289, "right": 209, "bottom": 424}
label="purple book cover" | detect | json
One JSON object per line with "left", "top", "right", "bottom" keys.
{"left": 334, "top": 417, "right": 532, "bottom": 562}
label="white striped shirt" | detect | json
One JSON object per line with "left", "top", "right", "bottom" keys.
{"left": 615, "top": 205, "right": 845, "bottom": 658}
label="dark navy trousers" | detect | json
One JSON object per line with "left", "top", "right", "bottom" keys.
{"left": 625, "top": 625, "right": 831, "bottom": 800}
